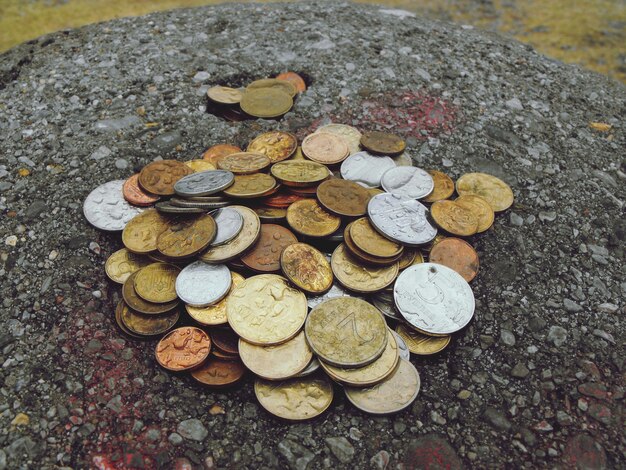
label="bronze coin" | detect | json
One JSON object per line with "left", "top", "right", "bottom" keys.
{"left": 262, "top": 192, "right": 305, "bottom": 208}
{"left": 429, "top": 237, "right": 480, "bottom": 282}
{"left": 202, "top": 144, "right": 242, "bottom": 166}
{"left": 156, "top": 214, "right": 217, "bottom": 259}
{"left": 276, "top": 72, "right": 307, "bottom": 93}
{"left": 212, "top": 348, "right": 240, "bottom": 360}
{"left": 217, "top": 152, "right": 271, "bottom": 174}
{"left": 280, "top": 243, "right": 333, "bottom": 294}
{"left": 138, "top": 160, "right": 193, "bottom": 196}
{"left": 247, "top": 131, "right": 298, "bottom": 163}
{"left": 122, "top": 271, "right": 179, "bottom": 314}
{"left": 123, "top": 174, "right": 160, "bottom": 206}
{"left": 240, "top": 224, "right": 298, "bottom": 272}
{"left": 317, "top": 178, "right": 371, "bottom": 217}
{"left": 422, "top": 170, "right": 455, "bottom": 203}
{"left": 301, "top": 132, "right": 350, "bottom": 165}
{"left": 360, "top": 131, "right": 406, "bottom": 155}
{"left": 117, "top": 300, "right": 179, "bottom": 337}
{"left": 431, "top": 200, "right": 478, "bottom": 237}
{"left": 210, "top": 328, "right": 240, "bottom": 355}
{"left": 114, "top": 300, "right": 144, "bottom": 339}
{"left": 222, "top": 173, "right": 277, "bottom": 199}
{"left": 253, "top": 206, "right": 287, "bottom": 222}
{"left": 286, "top": 199, "right": 341, "bottom": 238}
{"left": 190, "top": 356, "right": 246, "bottom": 388}
{"left": 155, "top": 327, "right": 211, "bottom": 372}
{"left": 343, "top": 223, "right": 403, "bottom": 266}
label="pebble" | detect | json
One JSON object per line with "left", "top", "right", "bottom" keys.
{"left": 511, "top": 363, "right": 530, "bottom": 378}
{"left": 325, "top": 437, "right": 355, "bottom": 464}
{"left": 539, "top": 211, "right": 557, "bottom": 222}
{"left": 564, "top": 299, "right": 583, "bottom": 313}
{"left": 90, "top": 145, "right": 112, "bottom": 161}
{"left": 5, "top": 236, "right": 17, "bottom": 247}
{"left": 193, "top": 71, "right": 210, "bottom": 82}
{"left": 177, "top": 418, "right": 208, "bottom": 442}
{"left": 483, "top": 407, "right": 512, "bottom": 431}
{"left": 500, "top": 329, "right": 516, "bottom": 346}
{"left": 278, "top": 439, "right": 315, "bottom": 470}
{"left": 548, "top": 326, "right": 568, "bottom": 347}
{"left": 505, "top": 98, "right": 523, "bottom": 110}
{"left": 370, "top": 450, "right": 390, "bottom": 470}
{"left": 115, "top": 158, "right": 129, "bottom": 170}
{"left": 94, "top": 116, "right": 141, "bottom": 132}
{"left": 510, "top": 212, "right": 524, "bottom": 226}
{"left": 168, "top": 432, "right": 184, "bottom": 446}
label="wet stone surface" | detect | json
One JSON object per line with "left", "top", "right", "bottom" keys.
{"left": 0, "top": 1, "right": 625, "bottom": 468}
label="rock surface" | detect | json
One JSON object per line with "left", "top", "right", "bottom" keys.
{"left": 0, "top": 1, "right": 624, "bottom": 468}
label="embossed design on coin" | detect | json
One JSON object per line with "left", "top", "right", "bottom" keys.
{"left": 203, "top": 144, "right": 242, "bottom": 165}
{"left": 395, "top": 323, "right": 451, "bottom": 355}
{"left": 430, "top": 200, "right": 478, "bottom": 236}
{"left": 270, "top": 161, "right": 329, "bottom": 186}
{"left": 156, "top": 213, "right": 216, "bottom": 258}
{"left": 247, "top": 131, "right": 297, "bottom": 163}
{"left": 429, "top": 237, "right": 479, "bottom": 282}
{"left": 281, "top": 243, "right": 333, "bottom": 294}
{"left": 134, "top": 263, "right": 180, "bottom": 303}
{"left": 340, "top": 152, "right": 396, "bottom": 188}
{"left": 315, "top": 123, "right": 362, "bottom": 155}
{"left": 454, "top": 195, "right": 495, "bottom": 233}
{"left": 222, "top": 173, "right": 277, "bottom": 198}
{"left": 201, "top": 206, "right": 261, "bottom": 263}
{"left": 350, "top": 218, "right": 403, "bottom": 258}
{"left": 117, "top": 300, "right": 179, "bottom": 336}
{"left": 360, "top": 131, "right": 406, "bottom": 155}
{"left": 186, "top": 272, "right": 245, "bottom": 326}
{"left": 139, "top": 160, "right": 193, "bottom": 196}
{"left": 316, "top": 179, "right": 371, "bottom": 217}
{"left": 123, "top": 271, "right": 179, "bottom": 314}
{"left": 301, "top": 132, "right": 350, "bottom": 164}
{"left": 207, "top": 85, "right": 243, "bottom": 104}
{"left": 456, "top": 172, "right": 514, "bottom": 212}
{"left": 185, "top": 160, "right": 216, "bottom": 173}
{"left": 155, "top": 327, "right": 211, "bottom": 372}
{"left": 175, "top": 261, "right": 231, "bottom": 307}
{"left": 423, "top": 170, "right": 455, "bottom": 203}
{"left": 286, "top": 199, "right": 341, "bottom": 238}
{"left": 174, "top": 170, "right": 235, "bottom": 197}
{"left": 105, "top": 248, "right": 151, "bottom": 284}
{"left": 331, "top": 244, "right": 399, "bottom": 293}
{"left": 240, "top": 88, "right": 293, "bottom": 118}
{"left": 191, "top": 357, "right": 246, "bottom": 388}
{"left": 381, "top": 166, "right": 434, "bottom": 200}
{"left": 217, "top": 152, "right": 271, "bottom": 174}
{"left": 123, "top": 174, "right": 160, "bottom": 206}
{"left": 211, "top": 207, "right": 244, "bottom": 246}
{"left": 83, "top": 180, "right": 144, "bottom": 231}
{"left": 240, "top": 224, "right": 298, "bottom": 273}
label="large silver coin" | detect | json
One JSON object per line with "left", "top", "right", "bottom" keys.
{"left": 368, "top": 193, "right": 437, "bottom": 246}
{"left": 174, "top": 170, "right": 234, "bottom": 197}
{"left": 175, "top": 261, "right": 232, "bottom": 307}
{"left": 381, "top": 166, "right": 434, "bottom": 200}
{"left": 83, "top": 180, "right": 144, "bottom": 231}
{"left": 340, "top": 151, "right": 396, "bottom": 188}
{"left": 307, "top": 283, "right": 359, "bottom": 309}
{"left": 211, "top": 207, "right": 244, "bottom": 246}
{"left": 392, "top": 331, "right": 411, "bottom": 361}
{"left": 315, "top": 123, "right": 362, "bottom": 155}
{"left": 394, "top": 263, "right": 475, "bottom": 335}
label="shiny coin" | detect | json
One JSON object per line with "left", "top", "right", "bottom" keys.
{"left": 175, "top": 261, "right": 231, "bottom": 307}
{"left": 368, "top": 193, "right": 437, "bottom": 246}
{"left": 227, "top": 274, "right": 307, "bottom": 345}
{"left": 210, "top": 328, "right": 240, "bottom": 355}
{"left": 156, "top": 213, "right": 217, "bottom": 259}
{"left": 186, "top": 272, "right": 245, "bottom": 326}
{"left": 134, "top": 263, "right": 180, "bottom": 303}
{"left": 241, "top": 224, "right": 298, "bottom": 273}
{"left": 247, "top": 131, "right": 297, "bottom": 163}
{"left": 105, "top": 248, "right": 152, "bottom": 284}
{"left": 246, "top": 78, "right": 297, "bottom": 98}
{"left": 191, "top": 356, "right": 246, "bottom": 388}
{"left": 123, "top": 271, "right": 179, "bottom": 314}
{"left": 275, "top": 72, "right": 307, "bottom": 93}
{"left": 83, "top": 180, "right": 144, "bottom": 231}
{"left": 139, "top": 160, "right": 193, "bottom": 196}
{"left": 201, "top": 206, "right": 261, "bottom": 263}
{"left": 222, "top": 173, "right": 277, "bottom": 198}
{"left": 239, "top": 331, "right": 313, "bottom": 380}
{"left": 185, "top": 160, "right": 216, "bottom": 173}
{"left": 344, "top": 358, "right": 420, "bottom": 415}
{"left": 381, "top": 166, "right": 434, "bottom": 200}
{"left": 307, "top": 283, "right": 358, "bottom": 310}
{"left": 454, "top": 195, "right": 495, "bottom": 233}
{"left": 430, "top": 200, "right": 478, "bottom": 236}
{"left": 240, "top": 88, "right": 293, "bottom": 118}
{"left": 280, "top": 243, "right": 333, "bottom": 294}
{"left": 394, "top": 263, "right": 475, "bottom": 335}
{"left": 294, "top": 358, "right": 321, "bottom": 378}
{"left": 429, "top": 237, "right": 479, "bottom": 282}
{"left": 456, "top": 172, "right": 514, "bottom": 212}
{"left": 286, "top": 199, "right": 341, "bottom": 238}
{"left": 301, "top": 132, "right": 350, "bottom": 165}
{"left": 122, "top": 209, "right": 170, "bottom": 253}
{"left": 254, "top": 374, "right": 334, "bottom": 421}
{"left": 217, "top": 152, "right": 271, "bottom": 174}
{"left": 343, "top": 224, "right": 403, "bottom": 267}
{"left": 331, "top": 244, "right": 399, "bottom": 293}
{"left": 211, "top": 207, "right": 244, "bottom": 245}
{"left": 203, "top": 144, "right": 242, "bottom": 165}
{"left": 155, "top": 202, "right": 205, "bottom": 214}
{"left": 392, "top": 331, "right": 411, "bottom": 360}
{"left": 315, "top": 123, "right": 362, "bottom": 155}
{"left": 340, "top": 151, "right": 396, "bottom": 188}
{"left": 155, "top": 327, "right": 211, "bottom": 372}
{"left": 270, "top": 161, "right": 329, "bottom": 187}
{"left": 360, "top": 131, "right": 406, "bottom": 155}
{"left": 350, "top": 218, "right": 403, "bottom": 258}
{"left": 123, "top": 174, "right": 160, "bottom": 206}
{"left": 316, "top": 179, "right": 371, "bottom": 217}
{"left": 117, "top": 300, "right": 179, "bottom": 336}
{"left": 395, "top": 323, "right": 451, "bottom": 355}
{"left": 422, "top": 170, "right": 455, "bottom": 203}
{"left": 174, "top": 170, "right": 235, "bottom": 197}
{"left": 253, "top": 206, "right": 287, "bottom": 222}
{"left": 305, "top": 297, "right": 388, "bottom": 367}
{"left": 207, "top": 85, "right": 243, "bottom": 104}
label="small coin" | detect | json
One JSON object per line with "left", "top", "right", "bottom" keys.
{"left": 430, "top": 200, "right": 478, "bottom": 237}
{"left": 270, "top": 161, "right": 329, "bottom": 187}
{"left": 280, "top": 243, "right": 333, "bottom": 294}
{"left": 429, "top": 237, "right": 479, "bottom": 282}
{"left": 316, "top": 179, "right": 371, "bottom": 217}
{"left": 350, "top": 218, "right": 403, "bottom": 258}
{"left": 275, "top": 72, "right": 307, "bottom": 93}
{"left": 211, "top": 207, "right": 244, "bottom": 246}
{"left": 123, "top": 174, "right": 160, "bottom": 206}
{"left": 122, "top": 209, "right": 170, "bottom": 254}
{"left": 105, "top": 248, "right": 152, "bottom": 284}
{"left": 454, "top": 195, "right": 495, "bottom": 233}
{"left": 247, "top": 131, "right": 297, "bottom": 163}
{"left": 331, "top": 244, "right": 399, "bottom": 293}
{"left": 118, "top": 300, "right": 179, "bottom": 336}
{"left": 139, "top": 160, "right": 193, "bottom": 196}
{"left": 394, "top": 263, "right": 475, "bottom": 335}
{"left": 456, "top": 172, "right": 514, "bottom": 212}
{"left": 217, "top": 152, "right": 271, "bottom": 174}
{"left": 156, "top": 214, "right": 217, "bottom": 259}
{"left": 207, "top": 85, "right": 243, "bottom": 104}
{"left": 123, "top": 271, "right": 179, "bottom": 314}
{"left": 83, "top": 180, "right": 144, "bottom": 231}
{"left": 314, "top": 123, "right": 362, "bottom": 155}
{"left": 253, "top": 206, "right": 287, "bottom": 222}
{"left": 344, "top": 224, "right": 403, "bottom": 266}
{"left": 175, "top": 261, "right": 231, "bottom": 307}
{"left": 134, "top": 263, "right": 180, "bottom": 303}
{"left": 203, "top": 144, "right": 242, "bottom": 165}
{"left": 191, "top": 356, "right": 246, "bottom": 388}
{"left": 246, "top": 78, "right": 297, "bottom": 98}
{"left": 340, "top": 151, "right": 396, "bottom": 188}
{"left": 381, "top": 166, "right": 434, "bottom": 200}
{"left": 422, "top": 170, "right": 455, "bottom": 203}
{"left": 212, "top": 349, "right": 240, "bottom": 361}
{"left": 395, "top": 323, "right": 451, "bottom": 355}
{"left": 254, "top": 374, "right": 333, "bottom": 421}
{"left": 301, "top": 132, "right": 350, "bottom": 165}
{"left": 398, "top": 248, "right": 424, "bottom": 269}
{"left": 240, "top": 88, "right": 293, "bottom": 118}
{"left": 360, "top": 131, "right": 406, "bottom": 155}
{"left": 240, "top": 224, "right": 298, "bottom": 273}
{"left": 155, "top": 202, "right": 206, "bottom": 214}
{"left": 174, "top": 170, "right": 235, "bottom": 197}
{"left": 344, "top": 358, "right": 420, "bottom": 415}
{"left": 392, "top": 331, "right": 411, "bottom": 360}
{"left": 286, "top": 199, "right": 341, "bottom": 238}
{"left": 201, "top": 206, "right": 261, "bottom": 263}
{"left": 222, "top": 173, "right": 277, "bottom": 198}
{"left": 186, "top": 272, "right": 245, "bottom": 326}
{"left": 263, "top": 192, "right": 304, "bottom": 208}
{"left": 210, "top": 328, "right": 240, "bottom": 355}
{"left": 155, "top": 327, "right": 211, "bottom": 372}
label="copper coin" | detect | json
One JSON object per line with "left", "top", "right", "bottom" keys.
{"left": 212, "top": 349, "right": 240, "bottom": 360}
{"left": 262, "top": 192, "right": 305, "bottom": 208}
{"left": 247, "top": 131, "right": 298, "bottom": 163}
{"left": 276, "top": 72, "right": 307, "bottom": 93}
{"left": 122, "top": 271, "right": 179, "bottom": 314}
{"left": 301, "top": 133, "right": 350, "bottom": 165}
{"left": 360, "top": 131, "right": 406, "bottom": 155}
{"left": 430, "top": 200, "right": 478, "bottom": 237}
{"left": 286, "top": 199, "right": 341, "bottom": 238}
{"left": 202, "top": 144, "right": 242, "bottom": 166}
{"left": 138, "top": 160, "right": 193, "bottom": 196}
{"left": 317, "top": 178, "right": 371, "bottom": 217}
{"left": 155, "top": 326, "right": 211, "bottom": 372}
{"left": 287, "top": 185, "right": 318, "bottom": 197}
{"left": 190, "top": 357, "right": 246, "bottom": 388}
{"left": 343, "top": 223, "right": 403, "bottom": 266}
{"left": 429, "top": 237, "right": 480, "bottom": 282}
{"left": 240, "top": 224, "right": 298, "bottom": 272}
{"left": 123, "top": 174, "right": 160, "bottom": 206}
{"left": 210, "top": 328, "right": 240, "bottom": 355}
{"left": 156, "top": 214, "right": 217, "bottom": 259}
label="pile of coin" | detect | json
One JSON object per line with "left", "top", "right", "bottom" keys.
{"left": 206, "top": 72, "right": 306, "bottom": 121}
{"left": 85, "top": 122, "right": 514, "bottom": 420}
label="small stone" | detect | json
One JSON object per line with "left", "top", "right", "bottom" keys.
{"left": 500, "top": 329, "right": 516, "bottom": 346}
{"left": 404, "top": 435, "right": 461, "bottom": 469}
{"left": 193, "top": 71, "right": 210, "bottom": 82}
{"left": 510, "top": 212, "right": 524, "bottom": 226}
{"left": 48, "top": 250, "right": 59, "bottom": 261}
{"left": 505, "top": 98, "right": 523, "bottom": 110}
{"left": 548, "top": 326, "right": 568, "bottom": 347}
{"left": 587, "top": 403, "right": 611, "bottom": 425}
{"left": 89, "top": 242, "right": 101, "bottom": 254}
{"left": 511, "top": 363, "right": 530, "bottom": 378}
{"left": 393, "top": 421, "right": 407, "bottom": 435}
{"left": 10, "top": 413, "right": 29, "bottom": 426}
{"left": 578, "top": 383, "right": 607, "bottom": 400}
{"left": 539, "top": 211, "right": 557, "bottom": 222}
{"left": 24, "top": 200, "right": 47, "bottom": 221}
{"left": 106, "top": 395, "right": 123, "bottom": 414}
{"left": 370, "top": 450, "right": 390, "bottom": 470}
{"left": 177, "top": 418, "right": 208, "bottom": 442}
{"left": 168, "top": 432, "right": 184, "bottom": 446}
{"left": 430, "top": 410, "right": 447, "bottom": 425}
{"left": 534, "top": 420, "right": 553, "bottom": 432}
{"left": 457, "top": 390, "right": 471, "bottom": 400}
{"left": 564, "top": 299, "right": 583, "bottom": 313}
{"left": 146, "top": 429, "right": 161, "bottom": 442}
{"left": 209, "top": 404, "right": 225, "bottom": 415}
{"left": 556, "top": 411, "right": 573, "bottom": 426}
{"left": 174, "top": 457, "right": 193, "bottom": 470}
{"left": 90, "top": 145, "right": 112, "bottom": 160}
{"left": 77, "top": 422, "right": 96, "bottom": 437}
{"left": 563, "top": 434, "right": 607, "bottom": 469}
{"left": 349, "top": 427, "right": 363, "bottom": 441}
{"left": 95, "top": 116, "right": 141, "bottom": 132}
{"left": 483, "top": 407, "right": 512, "bottom": 431}
{"left": 5, "top": 235, "right": 17, "bottom": 247}
{"left": 151, "top": 131, "right": 182, "bottom": 152}
{"left": 597, "top": 303, "right": 619, "bottom": 314}
{"left": 278, "top": 439, "right": 315, "bottom": 470}
{"left": 115, "top": 158, "right": 129, "bottom": 169}
{"left": 325, "top": 437, "right": 354, "bottom": 464}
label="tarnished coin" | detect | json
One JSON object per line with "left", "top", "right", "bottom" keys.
{"left": 174, "top": 170, "right": 235, "bottom": 197}
{"left": 123, "top": 271, "right": 179, "bottom": 314}
{"left": 317, "top": 179, "right": 371, "bottom": 217}
{"left": 270, "top": 161, "right": 329, "bottom": 187}
{"left": 456, "top": 172, "right": 514, "bottom": 212}
{"left": 117, "top": 300, "right": 179, "bottom": 336}
{"left": 134, "top": 263, "right": 180, "bottom": 303}
{"left": 360, "top": 131, "right": 406, "bottom": 155}
{"left": 203, "top": 144, "right": 242, "bottom": 165}
{"left": 350, "top": 218, "right": 403, "bottom": 258}
{"left": 295, "top": 358, "right": 321, "bottom": 378}
{"left": 307, "top": 283, "right": 358, "bottom": 309}
{"left": 186, "top": 272, "right": 245, "bottom": 326}
{"left": 398, "top": 248, "right": 424, "bottom": 269}
{"left": 207, "top": 85, "right": 243, "bottom": 104}
{"left": 114, "top": 301, "right": 143, "bottom": 339}
{"left": 156, "top": 213, "right": 217, "bottom": 258}
{"left": 217, "top": 152, "right": 271, "bottom": 174}
{"left": 185, "top": 160, "right": 216, "bottom": 173}
{"left": 227, "top": 274, "right": 307, "bottom": 345}
{"left": 394, "top": 263, "right": 475, "bottom": 335}
{"left": 123, "top": 174, "right": 160, "bottom": 206}
{"left": 286, "top": 199, "right": 341, "bottom": 238}
{"left": 175, "top": 261, "right": 231, "bottom": 307}
{"left": 331, "top": 244, "right": 399, "bottom": 293}
{"left": 239, "top": 331, "right": 313, "bottom": 380}
{"left": 430, "top": 200, "right": 478, "bottom": 237}
{"left": 368, "top": 193, "right": 438, "bottom": 246}
{"left": 429, "top": 237, "right": 479, "bottom": 282}
{"left": 454, "top": 195, "right": 495, "bottom": 233}
{"left": 210, "top": 328, "right": 240, "bottom": 355}
{"left": 395, "top": 323, "right": 451, "bottom": 355}
{"left": 305, "top": 297, "right": 388, "bottom": 367}
{"left": 344, "top": 358, "right": 420, "bottom": 415}
{"left": 315, "top": 123, "right": 362, "bottom": 155}
{"left": 276, "top": 72, "right": 307, "bottom": 93}
{"left": 422, "top": 170, "right": 455, "bottom": 203}
{"left": 122, "top": 209, "right": 170, "bottom": 254}
{"left": 344, "top": 224, "right": 403, "bottom": 266}
{"left": 222, "top": 173, "right": 277, "bottom": 198}
{"left": 392, "top": 331, "right": 411, "bottom": 360}
{"left": 83, "top": 180, "right": 144, "bottom": 231}
{"left": 254, "top": 375, "right": 333, "bottom": 421}
{"left": 240, "top": 224, "right": 298, "bottom": 273}
{"left": 155, "top": 327, "right": 211, "bottom": 372}
{"left": 281, "top": 243, "right": 333, "bottom": 294}
{"left": 201, "top": 206, "right": 261, "bottom": 263}
{"left": 105, "top": 248, "right": 152, "bottom": 284}
{"left": 381, "top": 166, "right": 434, "bottom": 200}
{"left": 240, "top": 88, "right": 293, "bottom": 118}
{"left": 211, "top": 207, "right": 244, "bottom": 246}
{"left": 139, "top": 160, "right": 193, "bottom": 196}
{"left": 155, "top": 202, "right": 206, "bottom": 214}
{"left": 246, "top": 78, "right": 297, "bottom": 98}
{"left": 371, "top": 295, "right": 404, "bottom": 321}
{"left": 247, "top": 131, "right": 297, "bottom": 163}
{"left": 340, "top": 151, "right": 396, "bottom": 188}
{"left": 253, "top": 206, "right": 287, "bottom": 222}
{"left": 301, "top": 132, "right": 350, "bottom": 165}
{"left": 191, "top": 356, "right": 246, "bottom": 388}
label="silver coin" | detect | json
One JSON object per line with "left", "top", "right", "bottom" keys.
{"left": 340, "top": 151, "right": 396, "bottom": 188}
{"left": 175, "top": 261, "right": 232, "bottom": 307}
{"left": 391, "top": 152, "right": 413, "bottom": 167}
{"left": 155, "top": 202, "right": 205, "bottom": 214}
{"left": 210, "top": 207, "right": 244, "bottom": 246}
{"left": 315, "top": 123, "right": 362, "bottom": 155}
{"left": 392, "top": 331, "right": 411, "bottom": 360}
{"left": 170, "top": 198, "right": 231, "bottom": 210}
{"left": 307, "top": 283, "right": 358, "bottom": 309}
{"left": 394, "top": 263, "right": 475, "bottom": 335}
{"left": 381, "top": 166, "right": 434, "bottom": 200}
{"left": 83, "top": 180, "right": 144, "bottom": 231}
{"left": 294, "top": 357, "right": 321, "bottom": 378}
{"left": 368, "top": 193, "right": 437, "bottom": 246}
{"left": 174, "top": 170, "right": 235, "bottom": 197}
{"left": 371, "top": 296, "right": 404, "bottom": 321}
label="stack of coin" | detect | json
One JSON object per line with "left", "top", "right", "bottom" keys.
{"left": 84, "top": 122, "right": 514, "bottom": 419}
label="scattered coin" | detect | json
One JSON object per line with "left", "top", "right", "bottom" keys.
{"left": 155, "top": 202, "right": 206, "bottom": 214}
{"left": 270, "top": 160, "right": 329, "bottom": 187}
{"left": 186, "top": 272, "right": 245, "bottom": 326}
{"left": 191, "top": 356, "right": 246, "bottom": 388}
{"left": 185, "top": 160, "right": 217, "bottom": 173}
{"left": 429, "top": 237, "right": 479, "bottom": 282}
{"left": 123, "top": 174, "right": 160, "bottom": 206}
{"left": 331, "top": 244, "right": 399, "bottom": 293}
{"left": 381, "top": 166, "right": 434, "bottom": 200}
{"left": 201, "top": 206, "right": 261, "bottom": 263}
{"left": 280, "top": 243, "right": 333, "bottom": 294}
{"left": 240, "top": 88, "right": 293, "bottom": 118}
{"left": 275, "top": 71, "right": 307, "bottom": 93}
{"left": 422, "top": 170, "right": 455, "bottom": 203}
{"left": 174, "top": 170, "right": 235, "bottom": 197}
{"left": 454, "top": 194, "right": 495, "bottom": 233}
{"left": 203, "top": 144, "right": 242, "bottom": 165}
{"left": 315, "top": 123, "right": 362, "bottom": 155}
{"left": 123, "top": 271, "right": 179, "bottom": 314}
{"left": 341, "top": 151, "right": 396, "bottom": 188}
{"left": 210, "top": 328, "right": 240, "bottom": 355}
{"left": 395, "top": 323, "right": 451, "bottom": 355}
{"left": 317, "top": 179, "right": 371, "bottom": 217}
{"left": 349, "top": 217, "right": 403, "bottom": 258}
{"left": 371, "top": 295, "right": 404, "bottom": 322}
{"left": 343, "top": 223, "right": 403, "bottom": 267}
{"left": 139, "top": 160, "right": 193, "bottom": 196}
{"left": 253, "top": 206, "right": 287, "bottom": 222}
{"left": 169, "top": 198, "right": 230, "bottom": 210}
{"left": 456, "top": 172, "right": 514, "bottom": 212}
{"left": 301, "top": 132, "right": 350, "bottom": 164}
{"left": 392, "top": 331, "right": 411, "bottom": 360}
{"left": 247, "top": 131, "right": 297, "bottom": 163}
{"left": 211, "top": 207, "right": 244, "bottom": 246}
{"left": 246, "top": 78, "right": 297, "bottom": 98}
{"left": 123, "top": 209, "right": 174, "bottom": 255}
{"left": 207, "top": 85, "right": 243, "bottom": 104}
{"left": 360, "top": 131, "right": 406, "bottom": 155}
{"left": 175, "top": 261, "right": 231, "bottom": 307}
{"left": 118, "top": 300, "right": 179, "bottom": 337}
{"left": 157, "top": 214, "right": 217, "bottom": 259}
{"left": 217, "top": 152, "right": 271, "bottom": 174}
{"left": 84, "top": 180, "right": 144, "bottom": 231}
{"left": 134, "top": 262, "right": 180, "bottom": 303}
{"left": 430, "top": 200, "right": 478, "bottom": 237}
{"left": 155, "top": 327, "right": 211, "bottom": 372}
{"left": 398, "top": 248, "right": 424, "bottom": 269}
{"left": 263, "top": 192, "right": 304, "bottom": 208}
{"left": 240, "top": 224, "right": 298, "bottom": 273}
{"left": 286, "top": 199, "right": 341, "bottom": 238}
{"left": 105, "top": 248, "right": 152, "bottom": 284}
{"left": 294, "top": 358, "right": 321, "bottom": 378}
{"left": 222, "top": 173, "right": 277, "bottom": 198}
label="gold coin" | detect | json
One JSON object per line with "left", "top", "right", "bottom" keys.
{"left": 254, "top": 374, "right": 333, "bottom": 421}
{"left": 247, "top": 131, "right": 298, "bottom": 163}
{"left": 222, "top": 173, "right": 277, "bottom": 198}
{"left": 314, "top": 123, "right": 362, "bottom": 156}
{"left": 253, "top": 206, "right": 287, "bottom": 222}
{"left": 156, "top": 213, "right": 217, "bottom": 258}
{"left": 133, "top": 263, "right": 180, "bottom": 303}
{"left": 227, "top": 274, "right": 307, "bottom": 345}
{"left": 138, "top": 160, "right": 193, "bottom": 196}
{"left": 360, "top": 131, "right": 406, "bottom": 155}
{"left": 343, "top": 223, "right": 403, "bottom": 267}
{"left": 123, "top": 271, "right": 179, "bottom": 314}
{"left": 422, "top": 170, "right": 455, "bottom": 203}
{"left": 455, "top": 195, "right": 495, "bottom": 233}
{"left": 117, "top": 300, "right": 179, "bottom": 336}
{"left": 122, "top": 209, "right": 170, "bottom": 254}
{"left": 305, "top": 297, "right": 388, "bottom": 367}
{"left": 349, "top": 218, "right": 403, "bottom": 258}
{"left": 246, "top": 78, "right": 297, "bottom": 98}
{"left": 240, "top": 88, "right": 293, "bottom": 118}
{"left": 207, "top": 85, "right": 243, "bottom": 104}
{"left": 270, "top": 161, "right": 329, "bottom": 187}
{"left": 397, "top": 248, "right": 425, "bottom": 269}
{"left": 201, "top": 206, "right": 261, "bottom": 263}
{"left": 186, "top": 272, "right": 245, "bottom": 326}
{"left": 395, "top": 323, "right": 451, "bottom": 355}
{"left": 331, "top": 244, "right": 399, "bottom": 293}
{"left": 301, "top": 132, "right": 350, "bottom": 165}
{"left": 280, "top": 243, "right": 333, "bottom": 294}
{"left": 185, "top": 160, "right": 216, "bottom": 172}
{"left": 114, "top": 300, "right": 143, "bottom": 339}
{"left": 105, "top": 248, "right": 152, "bottom": 284}
{"left": 431, "top": 200, "right": 478, "bottom": 236}
{"left": 320, "top": 330, "right": 399, "bottom": 387}
{"left": 239, "top": 331, "right": 313, "bottom": 380}
{"left": 316, "top": 178, "right": 371, "bottom": 217}
{"left": 286, "top": 199, "right": 341, "bottom": 238}
{"left": 456, "top": 172, "right": 514, "bottom": 212}
{"left": 217, "top": 152, "right": 271, "bottom": 174}
{"left": 290, "top": 146, "right": 306, "bottom": 161}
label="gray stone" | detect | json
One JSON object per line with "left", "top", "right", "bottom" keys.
{"left": 115, "top": 158, "right": 129, "bottom": 169}
{"left": 325, "top": 437, "right": 355, "bottom": 464}
{"left": 177, "top": 418, "right": 208, "bottom": 442}
{"left": 511, "top": 362, "right": 530, "bottom": 378}
{"left": 564, "top": 299, "right": 583, "bottom": 313}
{"left": 90, "top": 145, "right": 112, "bottom": 161}
{"left": 151, "top": 130, "right": 182, "bottom": 152}
{"left": 24, "top": 200, "right": 47, "bottom": 221}
{"left": 278, "top": 439, "right": 315, "bottom": 470}
{"left": 505, "top": 98, "right": 523, "bottom": 110}
{"left": 168, "top": 432, "right": 184, "bottom": 446}
{"left": 500, "top": 329, "right": 516, "bottom": 346}
{"left": 548, "top": 326, "right": 568, "bottom": 347}
{"left": 370, "top": 450, "right": 390, "bottom": 470}
{"left": 95, "top": 116, "right": 142, "bottom": 132}
{"left": 483, "top": 407, "right": 512, "bottom": 431}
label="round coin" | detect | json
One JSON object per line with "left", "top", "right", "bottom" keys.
{"left": 331, "top": 244, "right": 399, "bottom": 293}
{"left": 175, "top": 261, "right": 231, "bottom": 307}
{"left": 122, "top": 209, "right": 171, "bottom": 254}
{"left": 280, "top": 243, "right": 333, "bottom": 294}
{"left": 246, "top": 78, "right": 297, "bottom": 98}
{"left": 454, "top": 195, "right": 495, "bottom": 233}
{"left": 83, "top": 180, "right": 144, "bottom": 231}
{"left": 360, "top": 131, "right": 406, "bottom": 155}
{"left": 105, "top": 248, "right": 152, "bottom": 284}
{"left": 263, "top": 192, "right": 304, "bottom": 208}
{"left": 275, "top": 72, "right": 307, "bottom": 93}
{"left": 247, "top": 131, "right": 297, "bottom": 163}
{"left": 270, "top": 161, "right": 329, "bottom": 187}
{"left": 201, "top": 206, "right": 261, "bottom": 263}
{"left": 211, "top": 207, "right": 244, "bottom": 246}
{"left": 350, "top": 218, "right": 403, "bottom": 258}
{"left": 398, "top": 248, "right": 424, "bottom": 269}
{"left": 123, "top": 174, "right": 160, "bottom": 206}
{"left": 455, "top": 172, "right": 514, "bottom": 212}
{"left": 210, "top": 328, "right": 240, "bottom": 355}
{"left": 240, "top": 88, "right": 293, "bottom": 118}
{"left": 343, "top": 224, "right": 403, "bottom": 267}
{"left": 155, "top": 202, "right": 205, "bottom": 214}
{"left": 117, "top": 300, "right": 179, "bottom": 336}
{"left": 203, "top": 144, "right": 242, "bottom": 165}
{"left": 139, "top": 160, "right": 193, "bottom": 196}
{"left": 123, "top": 271, "right": 179, "bottom": 314}
{"left": 217, "top": 152, "right": 271, "bottom": 174}
{"left": 422, "top": 170, "right": 455, "bottom": 203}
{"left": 430, "top": 200, "right": 478, "bottom": 237}
{"left": 301, "top": 132, "right": 350, "bottom": 165}
{"left": 315, "top": 123, "right": 362, "bottom": 156}
{"left": 316, "top": 179, "right": 371, "bottom": 217}
{"left": 207, "top": 85, "right": 243, "bottom": 104}
{"left": 186, "top": 272, "right": 245, "bottom": 326}
{"left": 240, "top": 224, "right": 298, "bottom": 273}
{"left": 381, "top": 166, "right": 434, "bottom": 200}
{"left": 253, "top": 206, "right": 287, "bottom": 222}
{"left": 134, "top": 263, "right": 180, "bottom": 303}
{"left": 428, "top": 237, "right": 479, "bottom": 282}
{"left": 391, "top": 152, "right": 413, "bottom": 167}
{"left": 191, "top": 357, "right": 246, "bottom": 388}
{"left": 174, "top": 170, "right": 235, "bottom": 197}
{"left": 185, "top": 160, "right": 216, "bottom": 173}
{"left": 340, "top": 151, "right": 396, "bottom": 188}
{"left": 155, "top": 327, "right": 211, "bottom": 372}
{"left": 294, "top": 358, "right": 321, "bottom": 378}
{"left": 395, "top": 323, "right": 451, "bottom": 355}
{"left": 222, "top": 173, "right": 277, "bottom": 198}
{"left": 156, "top": 213, "right": 217, "bottom": 259}
{"left": 286, "top": 199, "right": 341, "bottom": 238}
